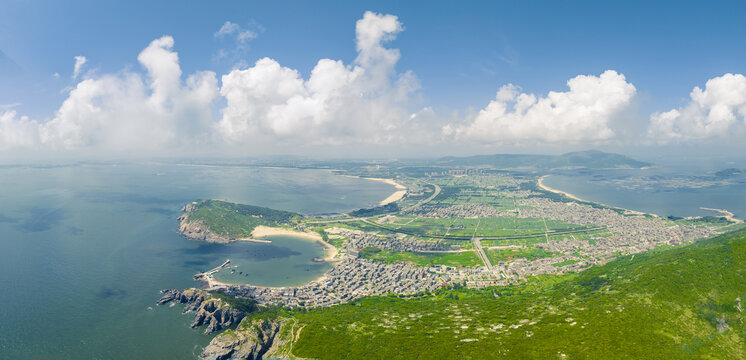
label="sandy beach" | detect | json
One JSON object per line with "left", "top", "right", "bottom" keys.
{"left": 537, "top": 175, "right": 588, "bottom": 202}
{"left": 251, "top": 226, "right": 340, "bottom": 261}
{"left": 357, "top": 177, "right": 407, "bottom": 205}
{"left": 196, "top": 226, "right": 340, "bottom": 290}
{"left": 701, "top": 207, "right": 744, "bottom": 224}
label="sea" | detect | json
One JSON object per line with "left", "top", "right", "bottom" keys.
{"left": 0, "top": 163, "right": 395, "bottom": 359}
{"left": 542, "top": 157, "right": 746, "bottom": 219}
{"left": 3, "top": 158, "right": 745, "bottom": 359}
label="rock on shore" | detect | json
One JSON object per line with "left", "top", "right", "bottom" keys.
{"left": 200, "top": 317, "right": 293, "bottom": 360}
{"left": 157, "top": 288, "right": 244, "bottom": 334}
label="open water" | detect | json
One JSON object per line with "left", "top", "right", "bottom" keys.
{"left": 0, "top": 163, "right": 394, "bottom": 359}
{"left": 543, "top": 158, "right": 746, "bottom": 219}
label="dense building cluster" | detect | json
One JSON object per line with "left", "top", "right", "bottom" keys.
{"left": 224, "top": 257, "right": 443, "bottom": 308}
{"left": 517, "top": 198, "right": 714, "bottom": 247}
{"left": 404, "top": 204, "right": 508, "bottom": 218}
{"left": 340, "top": 228, "right": 451, "bottom": 252}
{"left": 211, "top": 174, "right": 726, "bottom": 307}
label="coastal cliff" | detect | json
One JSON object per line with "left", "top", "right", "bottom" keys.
{"left": 178, "top": 203, "right": 233, "bottom": 243}
{"left": 158, "top": 288, "right": 297, "bottom": 359}
{"left": 157, "top": 288, "right": 245, "bottom": 334}
{"left": 200, "top": 317, "right": 295, "bottom": 360}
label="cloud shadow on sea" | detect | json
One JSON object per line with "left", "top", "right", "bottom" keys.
{"left": 97, "top": 287, "right": 128, "bottom": 299}
{"left": 16, "top": 207, "right": 67, "bottom": 232}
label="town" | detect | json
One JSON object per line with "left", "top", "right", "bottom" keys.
{"left": 210, "top": 173, "right": 728, "bottom": 309}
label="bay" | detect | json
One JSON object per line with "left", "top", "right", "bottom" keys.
{"left": 0, "top": 163, "right": 394, "bottom": 359}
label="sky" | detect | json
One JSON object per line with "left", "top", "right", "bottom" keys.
{"left": 2, "top": 0, "right": 746, "bottom": 160}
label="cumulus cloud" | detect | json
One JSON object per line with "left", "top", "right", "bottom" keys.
{"left": 648, "top": 73, "right": 746, "bottom": 141}
{"left": 444, "top": 70, "right": 636, "bottom": 144}
{"left": 216, "top": 11, "right": 423, "bottom": 145}
{"left": 0, "top": 12, "right": 654, "bottom": 156}
{"left": 0, "top": 111, "right": 40, "bottom": 150}
{"left": 72, "top": 56, "right": 87, "bottom": 79}
{"left": 12, "top": 36, "right": 219, "bottom": 152}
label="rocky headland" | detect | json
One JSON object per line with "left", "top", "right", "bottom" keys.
{"left": 199, "top": 317, "right": 295, "bottom": 360}
{"left": 157, "top": 288, "right": 294, "bottom": 360}
{"left": 157, "top": 288, "right": 245, "bottom": 334}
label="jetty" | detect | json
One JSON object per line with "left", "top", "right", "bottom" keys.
{"left": 194, "top": 259, "right": 233, "bottom": 289}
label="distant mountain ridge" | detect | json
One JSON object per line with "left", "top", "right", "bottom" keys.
{"left": 435, "top": 150, "right": 651, "bottom": 170}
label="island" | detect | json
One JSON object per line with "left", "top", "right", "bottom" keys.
{"left": 158, "top": 152, "right": 746, "bottom": 359}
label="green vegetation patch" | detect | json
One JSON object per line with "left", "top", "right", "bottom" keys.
{"left": 187, "top": 199, "right": 300, "bottom": 238}
{"left": 287, "top": 229, "right": 746, "bottom": 359}
{"left": 485, "top": 247, "right": 557, "bottom": 263}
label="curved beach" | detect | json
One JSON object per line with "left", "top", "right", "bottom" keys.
{"left": 361, "top": 177, "right": 407, "bottom": 205}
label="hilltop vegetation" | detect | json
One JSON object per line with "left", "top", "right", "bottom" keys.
{"left": 283, "top": 228, "right": 746, "bottom": 359}
{"left": 180, "top": 199, "right": 300, "bottom": 241}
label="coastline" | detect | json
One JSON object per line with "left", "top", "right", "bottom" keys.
{"left": 701, "top": 207, "right": 744, "bottom": 224}
{"left": 537, "top": 175, "right": 652, "bottom": 217}
{"left": 537, "top": 175, "right": 588, "bottom": 202}
{"left": 342, "top": 175, "right": 407, "bottom": 206}
{"left": 195, "top": 225, "right": 341, "bottom": 289}
{"left": 251, "top": 225, "right": 340, "bottom": 262}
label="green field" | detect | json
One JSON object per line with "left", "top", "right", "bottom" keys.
{"left": 376, "top": 215, "right": 590, "bottom": 238}
{"left": 359, "top": 247, "right": 482, "bottom": 267}
{"left": 427, "top": 177, "right": 519, "bottom": 210}
{"left": 282, "top": 228, "right": 746, "bottom": 359}
{"left": 186, "top": 199, "right": 300, "bottom": 238}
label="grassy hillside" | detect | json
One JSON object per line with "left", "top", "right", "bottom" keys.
{"left": 288, "top": 229, "right": 746, "bottom": 359}
{"left": 186, "top": 200, "right": 300, "bottom": 238}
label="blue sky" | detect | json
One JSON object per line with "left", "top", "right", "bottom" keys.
{"left": 1, "top": 0, "right": 746, "bottom": 158}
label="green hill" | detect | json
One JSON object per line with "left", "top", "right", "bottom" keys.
{"left": 287, "top": 229, "right": 746, "bottom": 358}
{"left": 180, "top": 200, "right": 301, "bottom": 241}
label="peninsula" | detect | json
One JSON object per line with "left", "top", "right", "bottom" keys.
{"left": 160, "top": 152, "right": 746, "bottom": 359}
{"left": 178, "top": 199, "right": 303, "bottom": 244}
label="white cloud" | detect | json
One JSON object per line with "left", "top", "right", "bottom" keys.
{"left": 0, "top": 102, "right": 21, "bottom": 109}
{"left": 72, "top": 56, "right": 87, "bottom": 79}
{"left": 37, "top": 36, "right": 218, "bottom": 152}
{"left": 215, "top": 21, "right": 240, "bottom": 37}
{"left": 444, "top": 70, "right": 636, "bottom": 144}
{"left": 216, "top": 11, "right": 423, "bottom": 146}
{"left": 0, "top": 110, "right": 40, "bottom": 150}
{"left": 648, "top": 73, "right": 746, "bottom": 141}
{"left": 214, "top": 21, "right": 260, "bottom": 44}
{"left": 0, "top": 12, "right": 658, "bottom": 156}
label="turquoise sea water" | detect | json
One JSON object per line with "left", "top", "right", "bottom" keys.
{"left": 0, "top": 163, "right": 394, "bottom": 359}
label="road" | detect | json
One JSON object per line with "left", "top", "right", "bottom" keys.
{"left": 469, "top": 219, "right": 494, "bottom": 273}
{"left": 402, "top": 183, "right": 441, "bottom": 212}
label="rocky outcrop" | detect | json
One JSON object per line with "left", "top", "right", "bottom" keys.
{"left": 178, "top": 203, "right": 232, "bottom": 243}
{"left": 157, "top": 289, "right": 245, "bottom": 334}
{"left": 200, "top": 317, "right": 294, "bottom": 360}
